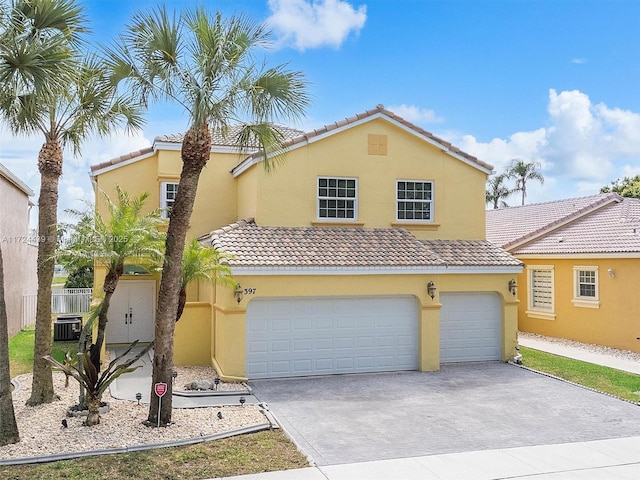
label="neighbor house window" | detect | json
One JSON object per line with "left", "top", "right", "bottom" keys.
{"left": 396, "top": 180, "right": 433, "bottom": 221}
{"left": 317, "top": 177, "right": 357, "bottom": 220}
{"left": 573, "top": 266, "right": 599, "bottom": 308}
{"left": 161, "top": 182, "right": 178, "bottom": 219}
{"left": 527, "top": 266, "right": 555, "bottom": 320}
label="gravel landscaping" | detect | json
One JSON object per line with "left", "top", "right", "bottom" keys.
{"left": 2, "top": 367, "right": 268, "bottom": 462}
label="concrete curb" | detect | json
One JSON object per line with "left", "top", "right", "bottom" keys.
{"left": 0, "top": 423, "right": 273, "bottom": 466}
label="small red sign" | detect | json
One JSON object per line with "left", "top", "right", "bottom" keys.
{"left": 154, "top": 382, "right": 168, "bottom": 398}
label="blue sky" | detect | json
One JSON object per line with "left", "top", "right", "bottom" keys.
{"left": 2, "top": 0, "right": 640, "bottom": 222}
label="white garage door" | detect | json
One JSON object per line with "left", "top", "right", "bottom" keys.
{"left": 246, "top": 296, "right": 418, "bottom": 379}
{"left": 440, "top": 292, "right": 501, "bottom": 363}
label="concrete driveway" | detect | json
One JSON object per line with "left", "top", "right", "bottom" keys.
{"left": 249, "top": 362, "right": 640, "bottom": 466}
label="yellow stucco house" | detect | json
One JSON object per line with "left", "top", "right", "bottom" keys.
{"left": 487, "top": 193, "right": 640, "bottom": 353}
{"left": 90, "top": 106, "right": 523, "bottom": 380}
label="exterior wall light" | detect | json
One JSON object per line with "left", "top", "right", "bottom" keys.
{"left": 508, "top": 279, "right": 518, "bottom": 296}
{"left": 234, "top": 284, "right": 244, "bottom": 304}
{"left": 427, "top": 281, "right": 437, "bottom": 300}
{"left": 608, "top": 268, "right": 615, "bottom": 278}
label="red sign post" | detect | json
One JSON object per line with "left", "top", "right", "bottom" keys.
{"left": 154, "top": 382, "right": 168, "bottom": 427}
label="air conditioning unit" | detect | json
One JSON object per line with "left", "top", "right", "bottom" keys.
{"left": 54, "top": 315, "right": 82, "bottom": 341}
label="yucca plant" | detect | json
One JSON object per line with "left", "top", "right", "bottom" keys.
{"left": 45, "top": 340, "right": 152, "bottom": 425}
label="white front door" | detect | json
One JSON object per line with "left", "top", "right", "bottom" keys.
{"left": 246, "top": 296, "right": 419, "bottom": 379}
{"left": 107, "top": 280, "right": 155, "bottom": 344}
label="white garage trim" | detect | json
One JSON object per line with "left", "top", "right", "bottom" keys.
{"left": 440, "top": 292, "right": 502, "bottom": 363}
{"left": 246, "top": 296, "right": 419, "bottom": 379}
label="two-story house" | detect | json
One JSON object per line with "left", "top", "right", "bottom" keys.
{"left": 90, "top": 106, "right": 522, "bottom": 380}
{"left": 0, "top": 162, "right": 37, "bottom": 338}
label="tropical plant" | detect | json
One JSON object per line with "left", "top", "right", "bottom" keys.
{"left": 0, "top": 243, "right": 20, "bottom": 446}
{"left": 600, "top": 175, "right": 640, "bottom": 199}
{"left": 63, "top": 265, "right": 93, "bottom": 288}
{"left": 507, "top": 159, "right": 544, "bottom": 206}
{"left": 485, "top": 173, "right": 512, "bottom": 209}
{"left": 176, "top": 238, "right": 235, "bottom": 323}
{"left": 44, "top": 340, "right": 152, "bottom": 425}
{"left": 106, "top": 5, "right": 310, "bottom": 426}
{"left": 59, "top": 187, "right": 165, "bottom": 425}
{"left": 0, "top": 0, "right": 143, "bottom": 406}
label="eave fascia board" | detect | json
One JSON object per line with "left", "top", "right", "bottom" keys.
{"left": 90, "top": 149, "right": 157, "bottom": 177}
{"left": 228, "top": 265, "right": 524, "bottom": 276}
{"left": 515, "top": 252, "right": 640, "bottom": 260}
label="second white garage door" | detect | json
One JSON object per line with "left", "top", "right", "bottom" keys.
{"left": 246, "top": 296, "right": 419, "bottom": 379}
{"left": 439, "top": 292, "right": 502, "bottom": 363}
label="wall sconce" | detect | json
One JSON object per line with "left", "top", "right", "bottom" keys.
{"left": 234, "top": 284, "right": 244, "bottom": 304}
{"left": 427, "top": 281, "right": 437, "bottom": 300}
{"left": 508, "top": 279, "right": 518, "bottom": 296}
{"left": 608, "top": 268, "right": 615, "bottom": 278}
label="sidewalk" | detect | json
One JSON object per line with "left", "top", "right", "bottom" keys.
{"left": 216, "top": 435, "right": 640, "bottom": 479}
{"left": 518, "top": 334, "right": 640, "bottom": 375}
{"left": 215, "top": 335, "right": 640, "bottom": 480}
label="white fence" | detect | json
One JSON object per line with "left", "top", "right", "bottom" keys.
{"left": 21, "top": 288, "right": 93, "bottom": 329}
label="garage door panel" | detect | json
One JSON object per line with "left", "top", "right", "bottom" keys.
{"left": 246, "top": 296, "right": 418, "bottom": 378}
{"left": 440, "top": 292, "right": 501, "bottom": 364}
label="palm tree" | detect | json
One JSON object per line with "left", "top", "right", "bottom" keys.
{"left": 0, "top": 0, "right": 143, "bottom": 406}
{"left": 486, "top": 173, "right": 512, "bottom": 209}
{"left": 107, "top": 5, "right": 310, "bottom": 426}
{"left": 176, "top": 238, "right": 235, "bottom": 323}
{"left": 61, "top": 187, "right": 165, "bottom": 387}
{"left": 0, "top": 243, "right": 20, "bottom": 446}
{"left": 507, "top": 159, "right": 544, "bottom": 206}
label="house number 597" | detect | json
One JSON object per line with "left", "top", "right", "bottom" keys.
{"left": 243, "top": 288, "right": 256, "bottom": 295}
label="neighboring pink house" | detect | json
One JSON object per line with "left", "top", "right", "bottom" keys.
{"left": 0, "top": 162, "right": 37, "bottom": 337}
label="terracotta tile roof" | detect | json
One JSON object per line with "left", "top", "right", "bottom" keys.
{"left": 200, "top": 219, "right": 521, "bottom": 269}
{"left": 486, "top": 193, "right": 621, "bottom": 249}
{"left": 90, "top": 146, "right": 154, "bottom": 173}
{"left": 235, "top": 105, "right": 493, "bottom": 174}
{"left": 421, "top": 240, "right": 523, "bottom": 267}
{"left": 155, "top": 124, "right": 304, "bottom": 148}
{"left": 513, "top": 198, "right": 640, "bottom": 255}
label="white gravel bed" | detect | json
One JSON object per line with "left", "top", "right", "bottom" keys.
{"left": 518, "top": 331, "right": 640, "bottom": 363}
{"left": 2, "top": 370, "right": 267, "bottom": 462}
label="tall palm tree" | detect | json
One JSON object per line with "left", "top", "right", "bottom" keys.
{"left": 107, "top": 5, "right": 310, "bottom": 426}
{"left": 0, "top": 243, "right": 20, "bottom": 446}
{"left": 176, "top": 238, "right": 235, "bottom": 323}
{"left": 0, "top": 0, "right": 144, "bottom": 406}
{"left": 507, "top": 159, "right": 544, "bottom": 206}
{"left": 486, "top": 173, "right": 512, "bottom": 209}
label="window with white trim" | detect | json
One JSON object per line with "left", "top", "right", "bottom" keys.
{"left": 317, "top": 177, "right": 357, "bottom": 220}
{"left": 527, "top": 266, "right": 555, "bottom": 319}
{"left": 396, "top": 180, "right": 433, "bottom": 221}
{"left": 160, "top": 182, "right": 178, "bottom": 219}
{"left": 573, "top": 266, "right": 599, "bottom": 308}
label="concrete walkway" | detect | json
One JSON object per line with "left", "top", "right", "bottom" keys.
{"left": 518, "top": 335, "right": 640, "bottom": 375}
{"left": 216, "top": 336, "right": 640, "bottom": 480}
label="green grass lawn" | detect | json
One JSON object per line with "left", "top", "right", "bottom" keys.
{"left": 6, "top": 326, "right": 309, "bottom": 478}
{"left": 519, "top": 345, "right": 640, "bottom": 402}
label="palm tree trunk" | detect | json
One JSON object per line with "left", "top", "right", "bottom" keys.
{"left": 0, "top": 243, "right": 20, "bottom": 446}
{"left": 90, "top": 266, "right": 122, "bottom": 373}
{"left": 84, "top": 392, "right": 101, "bottom": 426}
{"left": 175, "top": 287, "right": 187, "bottom": 323}
{"left": 28, "top": 138, "right": 62, "bottom": 406}
{"left": 148, "top": 123, "right": 211, "bottom": 427}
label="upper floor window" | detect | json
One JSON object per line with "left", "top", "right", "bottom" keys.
{"left": 317, "top": 177, "right": 357, "bottom": 220}
{"left": 527, "top": 265, "right": 555, "bottom": 320}
{"left": 161, "top": 182, "right": 178, "bottom": 219}
{"left": 573, "top": 266, "right": 599, "bottom": 308}
{"left": 396, "top": 180, "right": 433, "bottom": 221}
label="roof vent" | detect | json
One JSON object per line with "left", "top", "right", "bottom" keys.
{"left": 558, "top": 237, "right": 564, "bottom": 242}
{"left": 376, "top": 104, "right": 384, "bottom": 110}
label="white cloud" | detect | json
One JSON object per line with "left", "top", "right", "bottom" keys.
{"left": 388, "top": 104, "right": 444, "bottom": 124}
{"left": 266, "top": 0, "right": 367, "bottom": 51}
{"left": 452, "top": 89, "right": 640, "bottom": 201}
{"left": 571, "top": 58, "right": 587, "bottom": 64}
